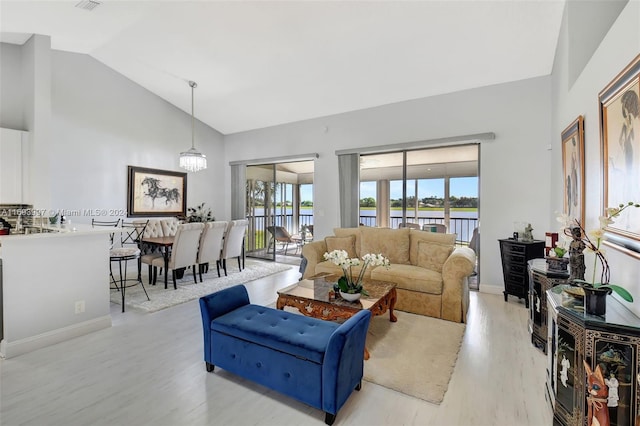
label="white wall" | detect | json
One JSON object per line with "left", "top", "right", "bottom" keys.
{"left": 0, "top": 38, "right": 227, "bottom": 224}
{"left": 551, "top": 1, "right": 640, "bottom": 317}
{"left": 224, "top": 76, "right": 554, "bottom": 294}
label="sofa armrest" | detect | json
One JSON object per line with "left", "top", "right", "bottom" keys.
{"left": 321, "top": 310, "right": 372, "bottom": 415}
{"left": 301, "top": 240, "right": 328, "bottom": 279}
{"left": 199, "top": 285, "right": 250, "bottom": 363}
{"left": 441, "top": 246, "right": 476, "bottom": 322}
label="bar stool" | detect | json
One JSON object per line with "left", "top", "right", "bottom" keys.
{"left": 111, "top": 220, "right": 150, "bottom": 312}
{"left": 91, "top": 218, "right": 121, "bottom": 290}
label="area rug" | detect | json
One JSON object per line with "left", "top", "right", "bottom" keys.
{"left": 111, "top": 259, "right": 293, "bottom": 313}
{"left": 364, "top": 310, "right": 465, "bottom": 404}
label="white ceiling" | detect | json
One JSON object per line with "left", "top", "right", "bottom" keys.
{"left": 0, "top": 0, "right": 565, "bottom": 135}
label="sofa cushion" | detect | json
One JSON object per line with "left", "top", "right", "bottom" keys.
{"left": 417, "top": 240, "right": 454, "bottom": 273}
{"left": 325, "top": 235, "right": 357, "bottom": 259}
{"left": 371, "top": 264, "right": 443, "bottom": 294}
{"left": 409, "top": 229, "right": 456, "bottom": 265}
{"left": 360, "top": 227, "right": 410, "bottom": 265}
{"left": 211, "top": 304, "right": 339, "bottom": 364}
{"left": 333, "top": 228, "right": 362, "bottom": 257}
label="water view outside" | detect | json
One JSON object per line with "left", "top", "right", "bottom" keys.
{"left": 248, "top": 208, "right": 478, "bottom": 242}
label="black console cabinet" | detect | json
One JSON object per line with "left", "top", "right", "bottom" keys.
{"left": 528, "top": 259, "right": 569, "bottom": 353}
{"left": 546, "top": 287, "right": 640, "bottom": 426}
{"left": 498, "top": 238, "right": 544, "bottom": 308}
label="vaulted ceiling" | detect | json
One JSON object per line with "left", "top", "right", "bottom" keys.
{"left": 0, "top": 0, "right": 565, "bottom": 135}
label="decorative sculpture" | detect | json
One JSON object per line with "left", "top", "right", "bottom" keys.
{"left": 568, "top": 226, "right": 586, "bottom": 282}
{"left": 584, "top": 361, "right": 610, "bottom": 426}
{"left": 604, "top": 372, "right": 619, "bottom": 408}
{"left": 560, "top": 354, "right": 570, "bottom": 387}
{"left": 522, "top": 223, "right": 534, "bottom": 241}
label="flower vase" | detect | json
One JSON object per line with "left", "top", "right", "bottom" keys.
{"left": 339, "top": 291, "right": 361, "bottom": 302}
{"left": 583, "top": 287, "right": 611, "bottom": 316}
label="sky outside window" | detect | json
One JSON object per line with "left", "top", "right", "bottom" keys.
{"left": 360, "top": 177, "right": 477, "bottom": 200}
{"left": 304, "top": 177, "right": 477, "bottom": 203}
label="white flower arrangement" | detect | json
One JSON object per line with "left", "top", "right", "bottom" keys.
{"left": 323, "top": 250, "right": 390, "bottom": 296}
{"left": 556, "top": 202, "right": 639, "bottom": 302}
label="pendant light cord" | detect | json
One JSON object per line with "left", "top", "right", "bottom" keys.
{"left": 190, "top": 80, "right": 197, "bottom": 149}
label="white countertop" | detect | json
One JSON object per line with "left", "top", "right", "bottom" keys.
{"left": 0, "top": 223, "right": 115, "bottom": 240}
{"left": 0, "top": 224, "right": 116, "bottom": 258}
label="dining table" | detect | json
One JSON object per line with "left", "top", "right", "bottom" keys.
{"left": 142, "top": 236, "right": 175, "bottom": 289}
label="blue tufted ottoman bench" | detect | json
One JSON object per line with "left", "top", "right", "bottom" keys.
{"left": 199, "top": 284, "right": 371, "bottom": 425}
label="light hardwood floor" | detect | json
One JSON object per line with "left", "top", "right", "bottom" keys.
{"left": 0, "top": 263, "right": 552, "bottom": 426}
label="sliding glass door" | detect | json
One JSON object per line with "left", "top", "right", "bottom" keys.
{"left": 359, "top": 144, "right": 479, "bottom": 246}
{"left": 246, "top": 164, "right": 277, "bottom": 261}
{"left": 245, "top": 160, "right": 315, "bottom": 261}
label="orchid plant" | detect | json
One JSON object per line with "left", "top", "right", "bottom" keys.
{"left": 557, "top": 201, "right": 639, "bottom": 302}
{"left": 323, "top": 250, "right": 390, "bottom": 296}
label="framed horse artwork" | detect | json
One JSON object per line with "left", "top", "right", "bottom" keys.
{"left": 127, "top": 166, "right": 187, "bottom": 217}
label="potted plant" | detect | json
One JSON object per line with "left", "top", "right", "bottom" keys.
{"left": 184, "top": 202, "right": 214, "bottom": 223}
{"left": 560, "top": 202, "right": 638, "bottom": 315}
{"left": 323, "top": 250, "right": 390, "bottom": 301}
{"left": 546, "top": 240, "right": 569, "bottom": 272}
{"left": 48, "top": 212, "right": 59, "bottom": 225}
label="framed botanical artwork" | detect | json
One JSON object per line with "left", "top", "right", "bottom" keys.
{"left": 127, "top": 166, "right": 187, "bottom": 217}
{"left": 599, "top": 54, "right": 640, "bottom": 254}
{"left": 561, "top": 115, "right": 585, "bottom": 226}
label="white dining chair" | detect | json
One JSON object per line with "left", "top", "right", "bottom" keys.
{"left": 137, "top": 219, "right": 165, "bottom": 284}
{"left": 151, "top": 222, "right": 204, "bottom": 289}
{"left": 220, "top": 219, "right": 248, "bottom": 276}
{"left": 196, "top": 221, "right": 228, "bottom": 281}
{"left": 160, "top": 218, "right": 180, "bottom": 237}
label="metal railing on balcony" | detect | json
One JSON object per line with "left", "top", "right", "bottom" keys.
{"left": 358, "top": 215, "right": 477, "bottom": 246}
{"left": 246, "top": 213, "right": 477, "bottom": 253}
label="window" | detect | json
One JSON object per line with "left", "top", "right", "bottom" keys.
{"left": 359, "top": 145, "right": 478, "bottom": 244}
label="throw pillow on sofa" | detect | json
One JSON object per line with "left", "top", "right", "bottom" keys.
{"left": 417, "top": 240, "right": 454, "bottom": 272}
{"left": 409, "top": 229, "right": 456, "bottom": 265}
{"left": 325, "top": 235, "right": 357, "bottom": 258}
{"left": 360, "top": 227, "right": 410, "bottom": 264}
{"left": 333, "top": 227, "right": 362, "bottom": 257}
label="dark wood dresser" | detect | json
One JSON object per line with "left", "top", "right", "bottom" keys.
{"left": 498, "top": 238, "right": 545, "bottom": 308}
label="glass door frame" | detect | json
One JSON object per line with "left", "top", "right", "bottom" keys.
{"left": 246, "top": 164, "right": 277, "bottom": 261}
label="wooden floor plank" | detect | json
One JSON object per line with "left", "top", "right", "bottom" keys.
{"left": 0, "top": 263, "right": 551, "bottom": 426}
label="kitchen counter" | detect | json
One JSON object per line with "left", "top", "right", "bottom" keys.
{"left": 0, "top": 226, "right": 112, "bottom": 358}
{"left": 0, "top": 224, "right": 115, "bottom": 256}
{"left": 0, "top": 222, "right": 115, "bottom": 237}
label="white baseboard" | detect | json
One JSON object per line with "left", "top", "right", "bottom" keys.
{"left": 0, "top": 315, "right": 112, "bottom": 359}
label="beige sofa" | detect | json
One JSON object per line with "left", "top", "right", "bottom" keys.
{"left": 301, "top": 227, "right": 476, "bottom": 323}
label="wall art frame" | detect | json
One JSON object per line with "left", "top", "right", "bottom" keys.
{"left": 599, "top": 54, "right": 640, "bottom": 255}
{"left": 127, "top": 166, "right": 187, "bottom": 217}
{"left": 562, "top": 115, "right": 585, "bottom": 227}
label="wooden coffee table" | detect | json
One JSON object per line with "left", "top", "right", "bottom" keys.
{"left": 276, "top": 273, "right": 397, "bottom": 359}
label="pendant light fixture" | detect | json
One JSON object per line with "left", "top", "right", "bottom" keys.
{"left": 179, "top": 80, "right": 207, "bottom": 172}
